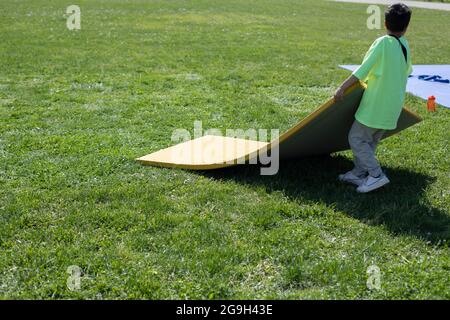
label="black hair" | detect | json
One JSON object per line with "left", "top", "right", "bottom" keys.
{"left": 385, "top": 3, "right": 412, "bottom": 32}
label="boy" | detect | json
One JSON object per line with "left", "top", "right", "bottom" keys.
{"left": 334, "top": 3, "right": 413, "bottom": 193}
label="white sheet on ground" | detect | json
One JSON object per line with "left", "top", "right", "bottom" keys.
{"left": 340, "top": 64, "right": 450, "bottom": 109}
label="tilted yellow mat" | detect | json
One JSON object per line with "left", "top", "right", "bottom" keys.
{"left": 136, "top": 82, "right": 422, "bottom": 170}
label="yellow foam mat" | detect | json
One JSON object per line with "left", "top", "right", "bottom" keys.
{"left": 137, "top": 135, "right": 268, "bottom": 170}
{"left": 137, "top": 82, "right": 422, "bottom": 170}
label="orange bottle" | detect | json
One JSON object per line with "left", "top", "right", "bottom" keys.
{"left": 427, "top": 96, "right": 436, "bottom": 112}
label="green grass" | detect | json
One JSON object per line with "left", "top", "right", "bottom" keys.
{"left": 0, "top": 0, "right": 449, "bottom": 299}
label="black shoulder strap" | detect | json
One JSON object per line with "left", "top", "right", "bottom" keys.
{"left": 390, "top": 35, "right": 407, "bottom": 63}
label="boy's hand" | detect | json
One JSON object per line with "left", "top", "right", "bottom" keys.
{"left": 334, "top": 87, "right": 345, "bottom": 102}
{"left": 334, "top": 75, "right": 359, "bottom": 102}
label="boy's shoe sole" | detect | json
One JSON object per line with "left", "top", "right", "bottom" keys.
{"left": 356, "top": 176, "right": 390, "bottom": 193}
{"left": 338, "top": 173, "right": 364, "bottom": 187}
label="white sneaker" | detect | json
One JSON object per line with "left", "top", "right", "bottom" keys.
{"left": 338, "top": 171, "right": 365, "bottom": 187}
{"left": 356, "top": 174, "right": 390, "bottom": 193}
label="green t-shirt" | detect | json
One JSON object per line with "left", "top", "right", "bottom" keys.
{"left": 352, "top": 35, "right": 412, "bottom": 130}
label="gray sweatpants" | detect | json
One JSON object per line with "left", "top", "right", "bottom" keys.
{"left": 348, "top": 120, "right": 385, "bottom": 178}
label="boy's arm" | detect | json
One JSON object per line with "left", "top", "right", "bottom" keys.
{"left": 334, "top": 38, "right": 383, "bottom": 101}
{"left": 334, "top": 75, "right": 359, "bottom": 101}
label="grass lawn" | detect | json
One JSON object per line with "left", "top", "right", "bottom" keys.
{"left": 0, "top": 0, "right": 449, "bottom": 299}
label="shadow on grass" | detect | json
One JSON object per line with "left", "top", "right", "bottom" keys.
{"left": 201, "top": 155, "right": 449, "bottom": 245}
